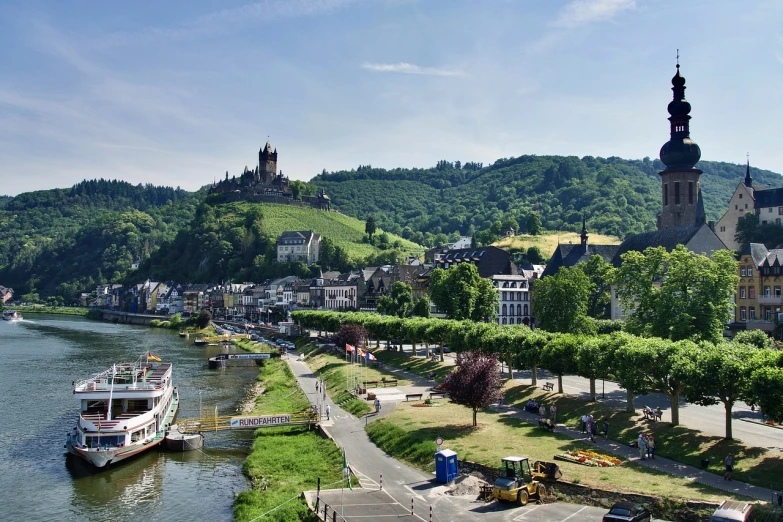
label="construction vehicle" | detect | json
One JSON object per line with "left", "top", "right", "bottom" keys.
{"left": 491, "top": 456, "right": 560, "bottom": 506}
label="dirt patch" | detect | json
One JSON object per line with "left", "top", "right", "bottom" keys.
{"left": 237, "top": 382, "right": 265, "bottom": 414}
{"left": 447, "top": 472, "right": 490, "bottom": 497}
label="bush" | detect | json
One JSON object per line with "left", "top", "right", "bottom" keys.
{"left": 196, "top": 309, "right": 212, "bottom": 329}
{"left": 594, "top": 319, "right": 624, "bottom": 335}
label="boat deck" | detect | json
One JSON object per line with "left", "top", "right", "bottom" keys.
{"left": 74, "top": 362, "right": 172, "bottom": 393}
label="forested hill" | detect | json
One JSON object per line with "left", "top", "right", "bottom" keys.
{"left": 310, "top": 156, "right": 783, "bottom": 244}
{"left": 0, "top": 179, "right": 205, "bottom": 300}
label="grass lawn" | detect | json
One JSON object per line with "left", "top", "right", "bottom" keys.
{"left": 234, "top": 359, "right": 350, "bottom": 522}
{"left": 503, "top": 383, "right": 783, "bottom": 492}
{"left": 298, "top": 342, "right": 420, "bottom": 417}
{"left": 366, "top": 398, "right": 754, "bottom": 503}
{"left": 370, "top": 348, "right": 453, "bottom": 381}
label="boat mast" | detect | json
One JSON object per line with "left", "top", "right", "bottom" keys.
{"left": 106, "top": 364, "right": 116, "bottom": 421}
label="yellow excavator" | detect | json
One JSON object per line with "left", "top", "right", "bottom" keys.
{"left": 490, "top": 456, "right": 560, "bottom": 506}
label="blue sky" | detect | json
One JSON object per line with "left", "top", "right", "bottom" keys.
{"left": 1, "top": 0, "right": 781, "bottom": 196}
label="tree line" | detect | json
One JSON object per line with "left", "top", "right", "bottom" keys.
{"left": 292, "top": 310, "right": 783, "bottom": 439}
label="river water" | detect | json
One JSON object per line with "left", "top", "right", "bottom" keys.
{"left": 0, "top": 314, "right": 258, "bottom": 522}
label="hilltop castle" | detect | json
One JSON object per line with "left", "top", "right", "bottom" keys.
{"left": 209, "top": 141, "right": 331, "bottom": 210}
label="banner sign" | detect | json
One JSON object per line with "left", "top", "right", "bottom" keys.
{"left": 230, "top": 415, "right": 291, "bottom": 428}
{"left": 227, "top": 353, "right": 272, "bottom": 360}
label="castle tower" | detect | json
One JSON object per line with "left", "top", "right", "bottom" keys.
{"left": 657, "top": 61, "right": 703, "bottom": 230}
{"left": 259, "top": 141, "right": 278, "bottom": 185}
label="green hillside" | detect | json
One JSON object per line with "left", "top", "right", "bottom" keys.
{"left": 311, "top": 157, "right": 783, "bottom": 245}
{"left": 136, "top": 201, "right": 423, "bottom": 284}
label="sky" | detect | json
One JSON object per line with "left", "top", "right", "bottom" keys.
{"left": 1, "top": 0, "right": 782, "bottom": 196}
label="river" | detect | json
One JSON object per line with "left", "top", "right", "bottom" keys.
{"left": 0, "top": 314, "right": 258, "bottom": 521}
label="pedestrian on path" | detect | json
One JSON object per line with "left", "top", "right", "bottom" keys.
{"left": 602, "top": 418, "right": 609, "bottom": 439}
{"left": 581, "top": 414, "right": 589, "bottom": 433}
{"left": 586, "top": 415, "right": 594, "bottom": 441}
{"left": 724, "top": 454, "right": 733, "bottom": 481}
{"left": 647, "top": 435, "right": 656, "bottom": 459}
{"left": 550, "top": 403, "right": 557, "bottom": 425}
{"left": 498, "top": 395, "right": 504, "bottom": 408}
{"left": 638, "top": 433, "right": 647, "bottom": 460}
{"left": 326, "top": 404, "right": 331, "bottom": 421}
{"left": 315, "top": 380, "right": 319, "bottom": 393}
{"left": 590, "top": 417, "right": 598, "bottom": 442}
{"left": 539, "top": 403, "right": 546, "bottom": 418}
{"left": 374, "top": 398, "right": 381, "bottom": 413}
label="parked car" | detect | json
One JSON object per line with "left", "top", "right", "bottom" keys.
{"left": 709, "top": 501, "right": 754, "bottom": 522}
{"left": 603, "top": 502, "right": 651, "bottom": 522}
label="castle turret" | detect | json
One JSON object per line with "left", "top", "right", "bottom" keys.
{"left": 658, "top": 60, "right": 703, "bottom": 230}
{"left": 259, "top": 141, "right": 278, "bottom": 185}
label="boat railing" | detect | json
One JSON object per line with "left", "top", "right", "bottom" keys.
{"left": 76, "top": 381, "right": 166, "bottom": 392}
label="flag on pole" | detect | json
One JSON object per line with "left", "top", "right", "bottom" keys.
{"left": 342, "top": 448, "right": 352, "bottom": 490}
{"left": 366, "top": 350, "right": 376, "bottom": 362}
{"left": 147, "top": 352, "right": 162, "bottom": 362}
{"left": 346, "top": 344, "right": 354, "bottom": 353}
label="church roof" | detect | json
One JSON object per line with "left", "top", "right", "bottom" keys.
{"left": 541, "top": 244, "right": 619, "bottom": 278}
{"left": 753, "top": 187, "right": 783, "bottom": 209}
{"left": 611, "top": 224, "right": 726, "bottom": 266}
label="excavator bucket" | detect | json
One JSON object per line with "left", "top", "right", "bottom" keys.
{"left": 532, "top": 461, "right": 562, "bottom": 481}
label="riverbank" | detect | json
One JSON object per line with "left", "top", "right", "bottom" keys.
{"left": 233, "top": 357, "right": 347, "bottom": 522}
{"left": 9, "top": 304, "right": 91, "bottom": 317}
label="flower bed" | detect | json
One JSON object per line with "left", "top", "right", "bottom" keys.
{"left": 554, "top": 450, "right": 622, "bottom": 467}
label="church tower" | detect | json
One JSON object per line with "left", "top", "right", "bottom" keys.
{"left": 657, "top": 61, "right": 704, "bottom": 230}
{"left": 259, "top": 141, "right": 278, "bottom": 185}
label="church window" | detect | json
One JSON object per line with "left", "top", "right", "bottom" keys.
{"left": 664, "top": 184, "right": 668, "bottom": 206}
{"left": 674, "top": 182, "right": 680, "bottom": 204}
{"left": 688, "top": 182, "right": 694, "bottom": 204}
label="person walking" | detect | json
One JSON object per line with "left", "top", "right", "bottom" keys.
{"left": 724, "top": 454, "right": 733, "bottom": 481}
{"left": 647, "top": 435, "right": 656, "bottom": 459}
{"left": 374, "top": 398, "right": 381, "bottom": 414}
{"left": 602, "top": 418, "right": 609, "bottom": 439}
{"left": 581, "top": 413, "right": 589, "bottom": 433}
{"left": 326, "top": 404, "right": 331, "bottom": 421}
{"left": 638, "top": 433, "right": 647, "bottom": 460}
{"left": 315, "top": 380, "right": 319, "bottom": 393}
{"left": 590, "top": 417, "right": 598, "bottom": 443}
{"left": 539, "top": 403, "right": 546, "bottom": 418}
{"left": 586, "top": 416, "right": 594, "bottom": 442}
{"left": 550, "top": 403, "right": 557, "bottom": 425}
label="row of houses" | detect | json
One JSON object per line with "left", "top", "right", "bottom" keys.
{"left": 92, "top": 244, "right": 545, "bottom": 324}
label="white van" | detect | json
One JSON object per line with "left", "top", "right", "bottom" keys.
{"left": 709, "top": 501, "right": 754, "bottom": 522}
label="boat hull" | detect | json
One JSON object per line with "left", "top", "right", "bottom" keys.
{"left": 66, "top": 436, "right": 164, "bottom": 468}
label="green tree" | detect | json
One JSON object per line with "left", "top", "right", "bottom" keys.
{"left": 526, "top": 213, "right": 542, "bottom": 236}
{"left": 365, "top": 216, "right": 377, "bottom": 242}
{"left": 616, "top": 245, "right": 738, "bottom": 343}
{"left": 581, "top": 255, "right": 615, "bottom": 319}
{"left": 749, "top": 365, "right": 783, "bottom": 423}
{"left": 532, "top": 266, "right": 591, "bottom": 333}
{"left": 575, "top": 336, "right": 611, "bottom": 402}
{"left": 412, "top": 295, "right": 430, "bottom": 318}
{"left": 733, "top": 329, "right": 772, "bottom": 350}
{"left": 541, "top": 334, "right": 580, "bottom": 393}
{"left": 526, "top": 246, "right": 545, "bottom": 264}
{"left": 377, "top": 282, "right": 414, "bottom": 318}
{"left": 196, "top": 309, "right": 212, "bottom": 329}
{"left": 429, "top": 264, "right": 498, "bottom": 322}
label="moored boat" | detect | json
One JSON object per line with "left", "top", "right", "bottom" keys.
{"left": 193, "top": 338, "right": 208, "bottom": 346}
{"left": 2, "top": 310, "right": 23, "bottom": 321}
{"left": 178, "top": 331, "right": 187, "bottom": 338}
{"left": 65, "top": 353, "right": 178, "bottom": 468}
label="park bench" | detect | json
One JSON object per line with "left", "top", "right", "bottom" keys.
{"left": 405, "top": 393, "right": 423, "bottom": 401}
{"left": 538, "top": 418, "right": 555, "bottom": 432}
{"left": 542, "top": 382, "right": 554, "bottom": 392}
{"left": 429, "top": 392, "right": 448, "bottom": 400}
{"left": 382, "top": 379, "right": 398, "bottom": 387}
{"left": 363, "top": 380, "right": 379, "bottom": 388}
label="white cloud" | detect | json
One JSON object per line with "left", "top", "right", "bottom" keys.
{"left": 361, "top": 62, "right": 465, "bottom": 77}
{"left": 552, "top": 0, "right": 636, "bottom": 28}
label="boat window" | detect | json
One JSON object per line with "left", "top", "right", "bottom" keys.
{"left": 131, "top": 429, "right": 143, "bottom": 443}
{"left": 86, "top": 435, "right": 123, "bottom": 449}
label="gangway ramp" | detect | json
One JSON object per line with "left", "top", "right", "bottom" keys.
{"left": 176, "top": 409, "right": 317, "bottom": 434}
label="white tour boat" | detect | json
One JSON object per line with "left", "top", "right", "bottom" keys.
{"left": 2, "top": 310, "right": 22, "bottom": 321}
{"left": 66, "top": 353, "right": 179, "bottom": 468}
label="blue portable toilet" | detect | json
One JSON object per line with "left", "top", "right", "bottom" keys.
{"left": 435, "top": 449, "right": 458, "bottom": 483}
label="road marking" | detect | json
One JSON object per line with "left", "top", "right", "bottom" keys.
{"left": 561, "top": 506, "right": 589, "bottom": 521}
{"left": 513, "top": 505, "right": 540, "bottom": 520}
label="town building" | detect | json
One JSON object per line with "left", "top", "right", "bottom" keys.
{"left": 732, "top": 243, "right": 783, "bottom": 332}
{"left": 432, "top": 245, "right": 515, "bottom": 278}
{"left": 492, "top": 274, "right": 532, "bottom": 325}
{"left": 541, "top": 218, "right": 619, "bottom": 279}
{"left": 0, "top": 286, "right": 14, "bottom": 304}
{"left": 324, "top": 271, "right": 364, "bottom": 310}
{"left": 276, "top": 230, "right": 321, "bottom": 264}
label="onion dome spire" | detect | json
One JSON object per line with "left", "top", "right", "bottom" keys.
{"left": 659, "top": 57, "right": 701, "bottom": 171}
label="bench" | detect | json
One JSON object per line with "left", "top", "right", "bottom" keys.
{"left": 363, "top": 381, "right": 379, "bottom": 387}
{"left": 642, "top": 407, "right": 662, "bottom": 421}
{"left": 542, "top": 382, "right": 554, "bottom": 392}
{"left": 382, "top": 379, "right": 398, "bottom": 387}
{"left": 538, "top": 418, "right": 555, "bottom": 432}
{"left": 429, "top": 392, "right": 448, "bottom": 400}
{"left": 405, "top": 393, "right": 423, "bottom": 401}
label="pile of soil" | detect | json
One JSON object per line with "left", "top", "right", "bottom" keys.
{"left": 447, "top": 472, "right": 490, "bottom": 497}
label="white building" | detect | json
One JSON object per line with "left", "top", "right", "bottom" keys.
{"left": 492, "top": 274, "right": 531, "bottom": 325}
{"left": 276, "top": 230, "right": 321, "bottom": 264}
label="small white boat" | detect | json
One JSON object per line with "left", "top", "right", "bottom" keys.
{"left": 66, "top": 353, "right": 178, "bottom": 468}
{"left": 2, "top": 310, "right": 22, "bottom": 321}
